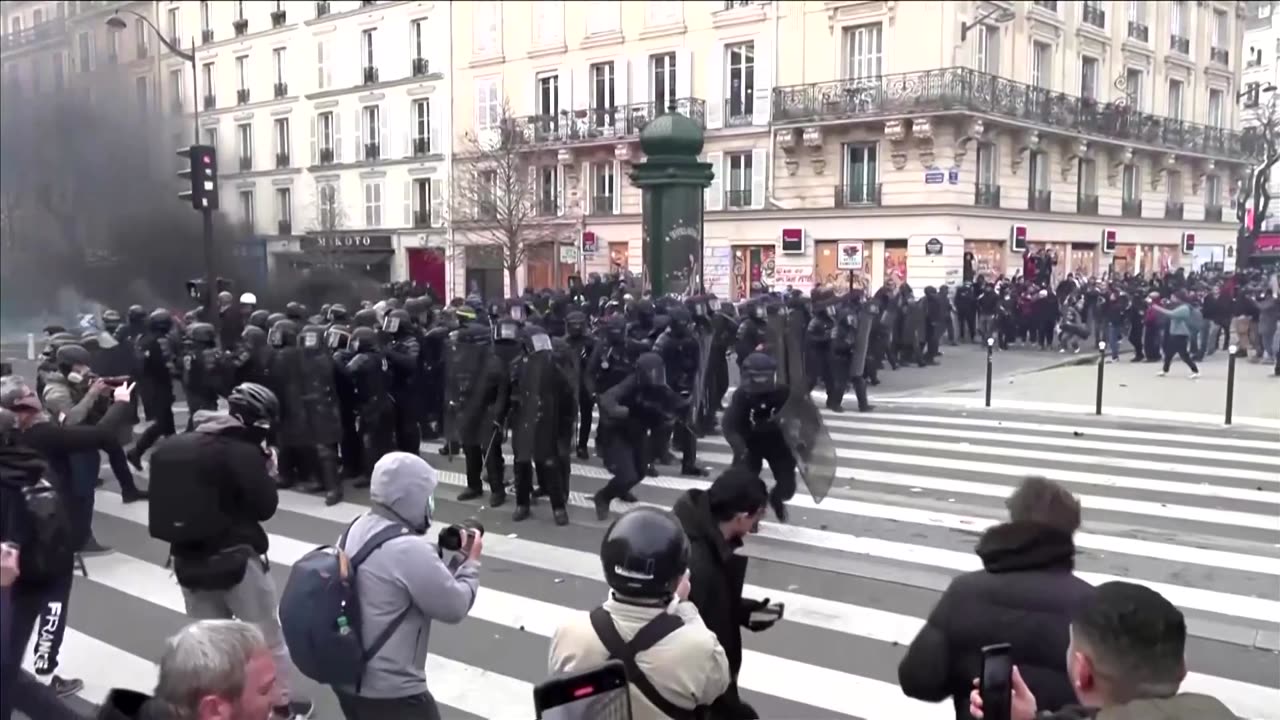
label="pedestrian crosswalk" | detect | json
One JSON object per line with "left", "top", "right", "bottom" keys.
{"left": 23, "top": 405, "right": 1280, "bottom": 720}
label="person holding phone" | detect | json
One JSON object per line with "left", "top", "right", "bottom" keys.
{"left": 968, "top": 582, "right": 1236, "bottom": 720}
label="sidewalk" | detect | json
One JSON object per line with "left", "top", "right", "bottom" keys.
{"left": 885, "top": 350, "right": 1280, "bottom": 429}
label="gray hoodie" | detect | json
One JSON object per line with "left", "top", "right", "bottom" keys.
{"left": 338, "top": 452, "right": 481, "bottom": 699}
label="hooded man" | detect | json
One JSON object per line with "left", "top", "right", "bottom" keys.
{"left": 333, "top": 452, "right": 482, "bottom": 719}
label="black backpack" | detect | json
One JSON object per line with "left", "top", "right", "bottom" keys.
{"left": 147, "top": 434, "right": 234, "bottom": 544}
{"left": 11, "top": 478, "right": 76, "bottom": 585}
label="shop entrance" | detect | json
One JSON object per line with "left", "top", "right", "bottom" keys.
{"left": 731, "top": 245, "right": 776, "bottom": 300}
{"left": 883, "top": 239, "right": 907, "bottom": 287}
{"left": 464, "top": 245, "right": 504, "bottom": 299}
{"left": 406, "top": 248, "right": 446, "bottom": 299}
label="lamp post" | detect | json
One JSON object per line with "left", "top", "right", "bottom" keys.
{"left": 107, "top": 11, "right": 216, "bottom": 328}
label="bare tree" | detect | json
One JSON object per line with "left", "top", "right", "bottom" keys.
{"left": 1238, "top": 94, "right": 1280, "bottom": 245}
{"left": 305, "top": 184, "right": 354, "bottom": 270}
{"left": 449, "top": 100, "right": 572, "bottom": 295}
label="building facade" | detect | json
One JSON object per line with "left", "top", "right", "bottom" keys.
{"left": 1241, "top": 0, "right": 1278, "bottom": 230}
{"left": 452, "top": 0, "right": 1257, "bottom": 299}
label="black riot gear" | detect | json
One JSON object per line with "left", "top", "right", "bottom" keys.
{"left": 635, "top": 352, "right": 666, "bottom": 387}
{"left": 247, "top": 309, "right": 271, "bottom": 330}
{"left": 233, "top": 326, "right": 270, "bottom": 386}
{"left": 350, "top": 326, "right": 379, "bottom": 353}
{"left": 266, "top": 312, "right": 288, "bottom": 328}
{"left": 325, "top": 324, "right": 351, "bottom": 350}
{"left": 601, "top": 507, "right": 690, "bottom": 599}
{"left": 299, "top": 324, "right": 326, "bottom": 350}
{"left": 352, "top": 308, "right": 379, "bottom": 328}
{"left": 740, "top": 352, "right": 778, "bottom": 393}
{"left": 188, "top": 322, "right": 217, "bottom": 347}
{"left": 101, "top": 309, "right": 123, "bottom": 333}
{"left": 327, "top": 304, "right": 349, "bottom": 324}
{"left": 268, "top": 320, "right": 299, "bottom": 348}
{"left": 127, "top": 305, "right": 146, "bottom": 325}
{"left": 148, "top": 309, "right": 173, "bottom": 333}
{"left": 493, "top": 318, "right": 521, "bottom": 343}
{"left": 284, "top": 302, "right": 307, "bottom": 321}
{"left": 565, "top": 311, "right": 588, "bottom": 338}
{"left": 181, "top": 323, "right": 227, "bottom": 425}
{"left": 54, "top": 344, "right": 92, "bottom": 372}
{"left": 382, "top": 308, "right": 412, "bottom": 335}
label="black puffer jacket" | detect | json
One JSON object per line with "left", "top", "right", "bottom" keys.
{"left": 898, "top": 522, "right": 1095, "bottom": 719}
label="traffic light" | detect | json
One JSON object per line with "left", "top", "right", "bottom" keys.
{"left": 1181, "top": 231, "right": 1196, "bottom": 254}
{"left": 177, "top": 144, "right": 219, "bottom": 211}
{"left": 1009, "top": 224, "right": 1027, "bottom": 253}
{"left": 1101, "top": 228, "right": 1117, "bottom": 254}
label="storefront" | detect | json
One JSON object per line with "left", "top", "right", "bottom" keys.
{"left": 464, "top": 245, "right": 504, "bottom": 299}
{"left": 730, "top": 245, "right": 776, "bottom": 300}
{"left": 883, "top": 240, "right": 908, "bottom": 286}
{"left": 814, "top": 241, "right": 872, "bottom": 293}
{"left": 405, "top": 247, "right": 446, "bottom": 298}
{"left": 277, "top": 233, "right": 396, "bottom": 284}
{"left": 963, "top": 240, "right": 1005, "bottom": 283}
{"left": 525, "top": 243, "right": 576, "bottom": 290}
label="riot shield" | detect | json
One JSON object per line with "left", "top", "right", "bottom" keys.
{"left": 906, "top": 298, "right": 927, "bottom": 349}
{"left": 778, "top": 392, "right": 838, "bottom": 504}
{"left": 443, "top": 337, "right": 484, "bottom": 450}
{"left": 849, "top": 305, "right": 876, "bottom": 378}
{"left": 509, "top": 350, "right": 552, "bottom": 463}
{"left": 689, "top": 326, "right": 714, "bottom": 424}
{"left": 783, "top": 309, "right": 809, "bottom": 402}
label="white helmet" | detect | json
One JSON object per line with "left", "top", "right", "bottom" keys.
{"left": 239, "top": 292, "right": 258, "bottom": 305}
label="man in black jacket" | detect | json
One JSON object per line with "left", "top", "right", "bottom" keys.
{"left": 671, "top": 467, "right": 777, "bottom": 720}
{"left": 898, "top": 476, "right": 1095, "bottom": 719}
{"left": 146, "top": 383, "right": 312, "bottom": 720}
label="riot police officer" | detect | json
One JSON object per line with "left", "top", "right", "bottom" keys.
{"left": 502, "top": 327, "right": 574, "bottom": 525}
{"left": 327, "top": 324, "right": 363, "bottom": 479}
{"left": 734, "top": 300, "right": 768, "bottom": 367}
{"left": 232, "top": 325, "right": 271, "bottom": 386}
{"left": 180, "top": 322, "right": 225, "bottom": 430}
{"left": 127, "top": 309, "right": 179, "bottom": 468}
{"left": 562, "top": 311, "right": 597, "bottom": 460}
{"left": 653, "top": 308, "right": 705, "bottom": 476}
{"left": 722, "top": 352, "right": 796, "bottom": 522}
{"left": 293, "top": 324, "right": 344, "bottom": 505}
{"left": 340, "top": 326, "right": 395, "bottom": 482}
{"left": 445, "top": 324, "right": 506, "bottom": 504}
{"left": 381, "top": 308, "right": 422, "bottom": 453}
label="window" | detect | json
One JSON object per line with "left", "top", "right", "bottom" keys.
{"left": 411, "top": 20, "right": 425, "bottom": 60}
{"left": 169, "top": 68, "right": 184, "bottom": 107}
{"left": 274, "top": 118, "right": 290, "bottom": 162}
{"left": 592, "top": 161, "right": 616, "bottom": 213}
{"left": 237, "top": 123, "right": 253, "bottom": 169}
{"left": 843, "top": 23, "right": 883, "bottom": 80}
{"left": 1167, "top": 171, "right": 1183, "bottom": 202}
{"left": 275, "top": 187, "right": 292, "bottom": 226}
{"left": 645, "top": 2, "right": 680, "bottom": 27}
{"left": 135, "top": 21, "right": 148, "bottom": 55}
{"left": 412, "top": 179, "right": 431, "bottom": 225}
{"left": 534, "top": 2, "right": 563, "bottom": 46}
{"left": 318, "top": 183, "right": 338, "bottom": 228}
{"left": 316, "top": 40, "right": 329, "bottom": 89}
{"left": 107, "top": 28, "right": 118, "bottom": 63}
{"left": 200, "top": 1, "right": 211, "bottom": 33}
{"left": 201, "top": 62, "right": 214, "bottom": 98}
{"left": 166, "top": 7, "right": 180, "bottom": 44}
{"left": 1080, "top": 56, "right": 1099, "bottom": 100}
{"left": 32, "top": 8, "right": 43, "bottom": 24}
{"left": 538, "top": 166, "right": 560, "bottom": 213}
{"left": 135, "top": 75, "right": 149, "bottom": 111}
{"left": 726, "top": 151, "right": 752, "bottom": 207}
{"left": 1205, "top": 175, "right": 1222, "bottom": 207}
{"left": 9, "top": 16, "right": 21, "bottom": 34}
{"left": 53, "top": 53, "right": 65, "bottom": 91}
{"left": 473, "top": 1, "right": 499, "bottom": 55}
{"left": 587, "top": 0, "right": 620, "bottom": 34}
{"left": 478, "top": 170, "right": 498, "bottom": 217}
{"left": 364, "top": 182, "right": 383, "bottom": 227}
{"left": 203, "top": 126, "right": 218, "bottom": 150}
{"left": 1077, "top": 158, "right": 1097, "bottom": 197}
{"left": 235, "top": 56, "right": 247, "bottom": 91}
{"left": 651, "top": 52, "right": 676, "bottom": 112}
{"left": 475, "top": 78, "right": 500, "bottom": 130}
{"left": 361, "top": 29, "right": 375, "bottom": 68}
{"left": 589, "top": 61, "right": 615, "bottom": 125}
{"left": 1031, "top": 41, "right": 1051, "bottom": 89}
{"left": 1122, "top": 164, "right": 1140, "bottom": 202}
{"left": 975, "top": 24, "right": 1000, "bottom": 74}
{"left": 1029, "top": 151, "right": 1048, "bottom": 195}
{"left": 726, "top": 42, "right": 755, "bottom": 123}
{"left": 1123, "top": 67, "right": 1144, "bottom": 110}
{"left": 1168, "top": 79, "right": 1183, "bottom": 120}
{"left": 412, "top": 99, "right": 431, "bottom": 153}
{"left": 1128, "top": 0, "right": 1144, "bottom": 23}
{"left": 1207, "top": 89, "right": 1224, "bottom": 126}
{"left": 842, "top": 144, "right": 878, "bottom": 204}
{"left": 318, "top": 111, "right": 335, "bottom": 154}
{"left": 361, "top": 105, "right": 380, "bottom": 158}
{"left": 1170, "top": 1, "right": 1186, "bottom": 36}
{"left": 1213, "top": 10, "right": 1227, "bottom": 48}
{"left": 273, "top": 48, "right": 285, "bottom": 85}
{"left": 77, "top": 32, "right": 92, "bottom": 73}
{"left": 239, "top": 190, "right": 255, "bottom": 226}
{"left": 976, "top": 142, "right": 997, "bottom": 187}
{"left": 536, "top": 72, "right": 559, "bottom": 116}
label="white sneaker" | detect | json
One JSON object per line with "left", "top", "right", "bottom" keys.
{"left": 1188, "top": 372, "right": 1199, "bottom": 379}
{"left": 1156, "top": 371, "right": 1168, "bottom": 377}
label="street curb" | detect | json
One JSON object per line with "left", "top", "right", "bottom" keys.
{"left": 880, "top": 352, "right": 1097, "bottom": 400}
{"left": 870, "top": 397, "right": 1280, "bottom": 431}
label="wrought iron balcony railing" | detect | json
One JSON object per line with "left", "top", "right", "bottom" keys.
{"left": 0, "top": 17, "right": 67, "bottom": 50}
{"left": 233, "top": 18, "right": 248, "bottom": 37}
{"left": 1164, "top": 201, "right": 1184, "bottom": 220}
{"left": 412, "top": 137, "right": 431, "bottom": 156}
{"left": 413, "top": 209, "right": 430, "bottom": 228}
{"left": 276, "top": 152, "right": 290, "bottom": 168}
{"left": 1127, "top": 22, "right": 1148, "bottom": 42}
{"left": 203, "top": 94, "right": 216, "bottom": 110}
{"left": 834, "top": 183, "right": 881, "bottom": 207}
{"left": 1077, "top": 193, "right": 1099, "bottom": 215}
{"left": 412, "top": 57, "right": 430, "bottom": 77}
{"left": 236, "top": 88, "right": 250, "bottom": 105}
{"left": 770, "top": 68, "right": 1264, "bottom": 160}
{"left": 1029, "top": 189, "right": 1052, "bottom": 212}
{"left": 363, "top": 66, "right": 379, "bottom": 85}
{"left": 537, "top": 195, "right": 560, "bottom": 216}
{"left": 1082, "top": 5, "right": 1105, "bottom": 29}
{"left": 1205, "top": 204, "right": 1224, "bottom": 222}
{"left": 239, "top": 155, "right": 253, "bottom": 171}
{"left": 1169, "top": 34, "right": 1189, "bottom": 54}
{"left": 315, "top": 1, "right": 330, "bottom": 17}
{"left": 1210, "top": 47, "right": 1229, "bottom": 65}
{"left": 725, "top": 97, "right": 754, "bottom": 127}
{"left": 975, "top": 183, "right": 1000, "bottom": 208}
{"left": 274, "top": 81, "right": 288, "bottom": 98}
{"left": 1122, "top": 199, "right": 1143, "bottom": 218}
{"left": 277, "top": 219, "right": 292, "bottom": 235}
{"left": 201, "top": 28, "right": 214, "bottom": 44}
{"left": 726, "top": 189, "right": 753, "bottom": 208}
{"left": 271, "top": 10, "right": 287, "bottom": 28}
{"left": 508, "top": 98, "right": 706, "bottom": 148}
{"left": 318, "top": 147, "right": 335, "bottom": 165}
{"left": 590, "top": 195, "right": 616, "bottom": 216}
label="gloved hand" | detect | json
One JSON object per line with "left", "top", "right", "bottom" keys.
{"left": 741, "top": 597, "right": 779, "bottom": 632}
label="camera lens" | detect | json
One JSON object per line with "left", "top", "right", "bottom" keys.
{"left": 438, "top": 519, "right": 485, "bottom": 553}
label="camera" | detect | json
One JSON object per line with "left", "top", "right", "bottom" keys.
{"left": 438, "top": 519, "right": 485, "bottom": 553}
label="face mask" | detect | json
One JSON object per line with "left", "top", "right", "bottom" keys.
{"left": 66, "top": 372, "right": 85, "bottom": 385}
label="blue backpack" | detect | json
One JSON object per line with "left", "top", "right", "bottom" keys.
{"left": 278, "top": 518, "right": 412, "bottom": 689}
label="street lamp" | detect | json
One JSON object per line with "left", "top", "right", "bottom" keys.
{"left": 960, "top": 5, "right": 1017, "bottom": 42}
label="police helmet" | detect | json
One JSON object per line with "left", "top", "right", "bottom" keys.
{"left": 79, "top": 331, "right": 101, "bottom": 351}
{"left": 327, "top": 304, "right": 349, "bottom": 323}
{"left": 227, "top": 382, "right": 279, "bottom": 429}
{"left": 600, "top": 507, "right": 690, "bottom": 599}
{"left": 325, "top": 324, "right": 352, "bottom": 350}
{"left": 266, "top": 312, "right": 288, "bottom": 327}
{"left": 352, "top": 308, "right": 379, "bottom": 328}
{"left": 268, "top": 319, "right": 299, "bottom": 348}
{"left": 188, "top": 322, "right": 217, "bottom": 346}
{"left": 635, "top": 352, "right": 666, "bottom": 387}
{"left": 299, "top": 324, "right": 326, "bottom": 350}
{"left": 383, "top": 308, "right": 411, "bottom": 335}
{"left": 247, "top": 309, "right": 271, "bottom": 330}
{"left": 127, "top": 305, "right": 146, "bottom": 324}
{"left": 148, "top": 308, "right": 173, "bottom": 332}
{"left": 101, "top": 309, "right": 123, "bottom": 330}
{"left": 740, "top": 352, "right": 778, "bottom": 393}
{"left": 350, "top": 326, "right": 379, "bottom": 353}
{"left": 493, "top": 317, "right": 522, "bottom": 343}
{"left": 241, "top": 325, "right": 267, "bottom": 348}
{"left": 284, "top": 302, "right": 307, "bottom": 321}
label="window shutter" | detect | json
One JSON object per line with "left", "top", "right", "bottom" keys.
{"left": 615, "top": 57, "right": 629, "bottom": 107}
{"left": 475, "top": 81, "right": 487, "bottom": 130}
{"left": 403, "top": 180, "right": 412, "bottom": 226}
{"left": 428, "top": 99, "right": 440, "bottom": 154}
{"left": 316, "top": 40, "right": 325, "bottom": 89}
{"left": 613, "top": 159, "right": 622, "bottom": 214}
{"left": 379, "top": 106, "right": 389, "bottom": 155}
{"left": 705, "top": 152, "right": 723, "bottom": 211}
{"left": 528, "top": 165, "right": 538, "bottom": 214}
{"left": 633, "top": 53, "right": 650, "bottom": 108}
{"left": 675, "top": 49, "right": 692, "bottom": 105}
{"left": 753, "top": 35, "right": 771, "bottom": 126}
{"left": 333, "top": 111, "right": 342, "bottom": 162}
{"left": 309, "top": 114, "right": 316, "bottom": 165}
{"left": 402, "top": 106, "right": 412, "bottom": 157}
{"left": 581, "top": 161, "right": 591, "bottom": 213}
{"left": 88, "top": 33, "right": 96, "bottom": 71}
{"left": 431, "top": 179, "right": 444, "bottom": 226}
{"left": 556, "top": 66, "right": 572, "bottom": 114}
{"left": 704, "top": 44, "right": 723, "bottom": 129}
{"left": 751, "top": 148, "right": 767, "bottom": 209}
{"left": 557, "top": 166, "right": 566, "bottom": 216}
{"left": 573, "top": 64, "right": 589, "bottom": 111}
{"left": 354, "top": 108, "right": 363, "bottom": 161}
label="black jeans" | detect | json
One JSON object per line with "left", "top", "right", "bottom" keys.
{"left": 0, "top": 580, "right": 79, "bottom": 720}
{"left": 336, "top": 691, "right": 442, "bottom": 720}
{"left": 1162, "top": 335, "right": 1199, "bottom": 374}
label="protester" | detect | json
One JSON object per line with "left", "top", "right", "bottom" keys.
{"left": 1152, "top": 292, "right": 1201, "bottom": 378}
{"left": 968, "top": 582, "right": 1236, "bottom": 720}
{"left": 899, "top": 476, "right": 1094, "bottom": 719}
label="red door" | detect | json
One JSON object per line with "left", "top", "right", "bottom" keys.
{"left": 407, "top": 248, "right": 446, "bottom": 298}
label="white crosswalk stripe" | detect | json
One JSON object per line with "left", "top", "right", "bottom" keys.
{"left": 21, "top": 405, "right": 1280, "bottom": 720}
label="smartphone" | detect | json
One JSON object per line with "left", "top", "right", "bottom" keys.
{"left": 534, "top": 660, "right": 632, "bottom": 720}
{"left": 980, "top": 643, "right": 1013, "bottom": 720}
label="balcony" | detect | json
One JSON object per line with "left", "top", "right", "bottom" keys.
{"left": 725, "top": 98, "right": 754, "bottom": 127}
{"left": 236, "top": 88, "right": 250, "bottom": 105}
{"left": 769, "top": 68, "right": 1264, "bottom": 161}
{"left": 1121, "top": 198, "right": 1143, "bottom": 218}
{"left": 201, "top": 28, "right": 214, "bottom": 44}
{"left": 233, "top": 18, "right": 248, "bottom": 37}
{"left": 1210, "top": 47, "right": 1229, "bottom": 65}
{"left": 276, "top": 152, "right": 290, "bottom": 169}
{"left": 412, "top": 57, "right": 429, "bottom": 77}
{"left": 362, "top": 66, "right": 379, "bottom": 85}
{"left": 318, "top": 147, "right": 335, "bottom": 165}
{"left": 974, "top": 183, "right": 1000, "bottom": 208}
{"left": 1169, "top": 34, "right": 1189, "bottom": 55}
{"left": 412, "top": 137, "right": 431, "bottom": 156}
{"left": 1205, "top": 204, "right": 1224, "bottom": 222}
{"left": 726, "top": 189, "right": 753, "bottom": 209}
{"left": 364, "top": 142, "right": 380, "bottom": 161}
{"left": 277, "top": 219, "right": 292, "bottom": 235}
{"left": 274, "top": 81, "right": 288, "bottom": 99}
{"left": 271, "top": 10, "right": 287, "bottom": 28}
{"left": 1029, "top": 189, "right": 1052, "bottom": 212}
{"left": 1081, "top": 5, "right": 1105, "bottom": 29}
{"left": 590, "top": 195, "right": 616, "bottom": 216}
{"left": 315, "top": 1, "right": 330, "bottom": 17}
{"left": 412, "top": 210, "right": 430, "bottom": 228}
{"left": 0, "top": 17, "right": 67, "bottom": 52}
{"left": 1077, "top": 193, "right": 1099, "bottom": 215}
{"left": 1164, "top": 201, "right": 1184, "bottom": 220}
{"left": 239, "top": 155, "right": 253, "bottom": 172}
{"left": 1127, "top": 21, "right": 1148, "bottom": 42}
{"left": 203, "top": 93, "right": 216, "bottom": 110}
{"left": 834, "top": 183, "right": 881, "bottom": 208}
{"left": 1032, "top": 0, "right": 1058, "bottom": 10}
{"left": 509, "top": 98, "right": 706, "bottom": 149}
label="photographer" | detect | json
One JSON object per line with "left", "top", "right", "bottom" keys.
{"left": 332, "top": 452, "right": 481, "bottom": 720}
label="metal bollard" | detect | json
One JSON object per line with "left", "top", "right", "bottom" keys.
{"left": 985, "top": 337, "right": 994, "bottom": 408}
{"left": 1096, "top": 341, "right": 1107, "bottom": 416}
{"left": 1225, "top": 345, "right": 1237, "bottom": 426}
{"left": 26, "top": 332, "right": 36, "bottom": 361}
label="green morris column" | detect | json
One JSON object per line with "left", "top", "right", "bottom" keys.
{"left": 629, "top": 108, "right": 714, "bottom": 297}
